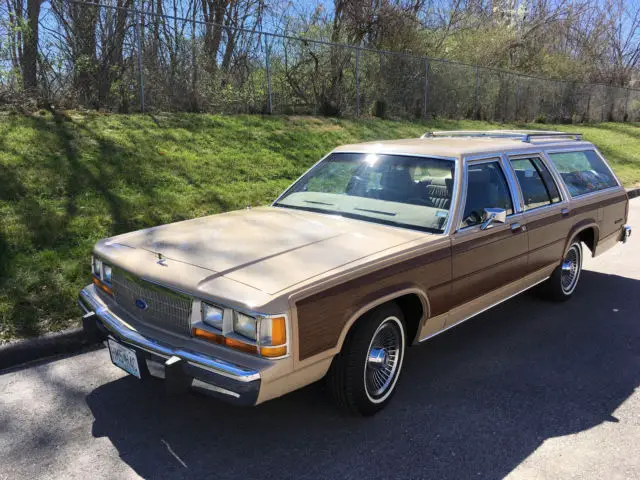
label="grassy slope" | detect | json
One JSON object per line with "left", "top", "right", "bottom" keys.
{"left": 0, "top": 112, "right": 638, "bottom": 341}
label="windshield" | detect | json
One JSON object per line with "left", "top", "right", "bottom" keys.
{"left": 274, "top": 153, "right": 456, "bottom": 233}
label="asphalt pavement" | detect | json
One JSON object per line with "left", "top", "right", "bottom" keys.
{"left": 1, "top": 199, "right": 639, "bottom": 480}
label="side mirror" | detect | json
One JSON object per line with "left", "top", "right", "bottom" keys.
{"left": 481, "top": 208, "right": 507, "bottom": 230}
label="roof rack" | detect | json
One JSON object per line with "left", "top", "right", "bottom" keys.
{"left": 421, "top": 130, "right": 582, "bottom": 143}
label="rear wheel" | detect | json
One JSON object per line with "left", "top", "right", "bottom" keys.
{"left": 539, "top": 241, "right": 583, "bottom": 301}
{"left": 326, "top": 303, "right": 406, "bottom": 416}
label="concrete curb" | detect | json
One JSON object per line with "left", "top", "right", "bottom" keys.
{"left": 0, "top": 327, "right": 97, "bottom": 370}
{"left": 628, "top": 188, "right": 640, "bottom": 200}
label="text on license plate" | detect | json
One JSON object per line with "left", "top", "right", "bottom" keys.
{"left": 108, "top": 339, "right": 141, "bottom": 379}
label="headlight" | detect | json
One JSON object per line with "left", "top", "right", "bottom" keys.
{"left": 102, "top": 265, "right": 112, "bottom": 285}
{"left": 92, "top": 256, "right": 102, "bottom": 278}
{"left": 233, "top": 312, "right": 257, "bottom": 340}
{"left": 202, "top": 303, "right": 224, "bottom": 330}
{"left": 193, "top": 307, "right": 289, "bottom": 358}
{"left": 92, "top": 256, "right": 112, "bottom": 284}
{"left": 91, "top": 256, "right": 113, "bottom": 295}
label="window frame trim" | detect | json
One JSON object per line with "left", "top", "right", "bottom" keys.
{"left": 542, "top": 146, "right": 622, "bottom": 199}
{"left": 455, "top": 155, "right": 521, "bottom": 232}
{"left": 506, "top": 152, "right": 566, "bottom": 213}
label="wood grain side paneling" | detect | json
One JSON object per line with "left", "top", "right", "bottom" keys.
{"left": 295, "top": 192, "right": 627, "bottom": 361}
{"left": 296, "top": 247, "right": 451, "bottom": 360}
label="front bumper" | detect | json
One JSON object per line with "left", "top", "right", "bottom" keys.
{"left": 78, "top": 285, "right": 261, "bottom": 405}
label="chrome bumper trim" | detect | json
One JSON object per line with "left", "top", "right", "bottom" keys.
{"left": 78, "top": 286, "right": 260, "bottom": 383}
{"left": 623, "top": 225, "right": 632, "bottom": 243}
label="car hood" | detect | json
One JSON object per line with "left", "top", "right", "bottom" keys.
{"left": 102, "top": 206, "right": 425, "bottom": 295}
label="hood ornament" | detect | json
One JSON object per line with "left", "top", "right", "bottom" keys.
{"left": 157, "top": 253, "right": 168, "bottom": 267}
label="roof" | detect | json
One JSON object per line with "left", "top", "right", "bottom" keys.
{"left": 332, "top": 130, "right": 592, "bottom": 158}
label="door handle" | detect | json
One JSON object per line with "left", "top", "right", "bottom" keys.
{"left": 561, "top": 208, "right": 570, "bottom": 217}
{"left": 510, "top": 222, "right": 526, "bottom": 232}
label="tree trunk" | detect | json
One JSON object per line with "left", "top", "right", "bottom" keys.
{"left": 72, "top": 3, "right": 98, "bottom": 107}
{"left": 21, "top": 0, "right": 41, "bottom": 92}
{"left": 202, "top": 0, "right": 228, "bottom": 75}
{"left": 97, "top": 0, "right": 131, "bottom": 108}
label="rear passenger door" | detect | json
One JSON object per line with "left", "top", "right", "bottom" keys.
{"left": 506, "top": 154, "right": 568, "bottom": 273}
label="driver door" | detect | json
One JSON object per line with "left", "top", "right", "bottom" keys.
{"left": 446, "top": 157, "right": 528, "bottom": 327}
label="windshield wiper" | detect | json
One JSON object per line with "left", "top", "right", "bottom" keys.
{"left": 304, "top": 200, "right": 334, "bottom": 206}
{"left": 274, "top": 203, "right": 339, "bottom": 216}
{"left": 354, "top": 207, "right": 396, "bottom": 216}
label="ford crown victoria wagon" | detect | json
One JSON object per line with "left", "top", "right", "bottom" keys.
{"left": 79, "top": 130, "right": 632, "bottom": 415}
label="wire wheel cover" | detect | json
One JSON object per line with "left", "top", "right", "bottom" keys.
{"left": 365, "top": 319, "right": 402, "bottom": 399}
{"left": 561, "top": 245, "right": 581, "bottom": 293}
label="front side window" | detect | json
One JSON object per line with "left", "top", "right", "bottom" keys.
{"left": 275, "top": 153, "right": 455, "bottom": 233}
{"left": 547, "top": 150, "right": 618, "bottom": 197}
{"left": 510, "top": 157, "right": 561, "bottom": 210}
{"left": 460, "top": 161, "right": 514, "bottom": 228}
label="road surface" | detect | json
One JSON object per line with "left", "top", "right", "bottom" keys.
{"left": 1, "top": 199, "right": 639, "bottom": 480}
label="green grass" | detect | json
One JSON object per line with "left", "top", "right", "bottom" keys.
{"left": 0, "top": 112, "right": 639, "bottom": 341}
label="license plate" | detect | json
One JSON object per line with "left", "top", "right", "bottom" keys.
{"left": 108, "top": 339, "right": 141, "bottom": 379}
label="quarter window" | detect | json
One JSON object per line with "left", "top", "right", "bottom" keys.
{"left": 510, "top": 157, "right": 561, "bottom": 210}
{"left": 461, "top": 161, "right": 514, "bottom": 228}
{"left": 547, "top": 150, "right": 618, "bottom": 197}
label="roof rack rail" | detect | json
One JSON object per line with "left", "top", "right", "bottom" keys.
{"left": 421, "top": 130, "right": 582, "bottom": 142}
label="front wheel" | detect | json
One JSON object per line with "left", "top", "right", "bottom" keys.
{"left": 326, "top": 303, "right": 406, "bottom": 416}
{"left": 539, "top": 241, "right": 583, "bottom": 301}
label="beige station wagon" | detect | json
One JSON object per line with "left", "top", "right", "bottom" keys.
{"left": 79, "top": 130, "right": 632, "bottom": 415}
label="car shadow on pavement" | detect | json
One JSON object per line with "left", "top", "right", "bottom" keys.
{"left": 85, "top": 270, "right": 640, "bottom": 480}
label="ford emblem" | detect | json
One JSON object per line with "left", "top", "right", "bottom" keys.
{"left": 135, "top": 299, "right": 148, "bottom": 310}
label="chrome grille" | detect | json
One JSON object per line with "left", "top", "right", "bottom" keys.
{"left": 112, "top": 271, "right": 192, "bottom": 335}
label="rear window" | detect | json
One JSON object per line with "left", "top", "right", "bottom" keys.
{"left": 547, "top": 150, "right": 618, "bottom": 197}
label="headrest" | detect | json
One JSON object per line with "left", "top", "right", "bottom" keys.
{"left": 380, "top": 168, "right": 412, "bottom": 189}
{"left": 468, "top": 166, "right": 492, "bottom": 183}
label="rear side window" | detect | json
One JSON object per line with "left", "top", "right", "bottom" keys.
{"left": 547, "top": 150, "right": 618, "bottom": 197}
{"left": 510, "top": 157, "right": 561, "bottom": 210}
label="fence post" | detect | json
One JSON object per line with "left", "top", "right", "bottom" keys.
{"left": 423, "top": 59, "right": 430, "bottom": 120}
{"left": 191, "top": 9, "right": 198, "bottom": 109}
{"left": 473, "top": 65, "right": 479, "bottom": 120}
{"left": 355, "top": 48, "right": 360, "bottom": 117}
{"left": 136, "top": 12, "right": 145, "bottom": 113}
{"left": 514, "top": 76, "right": 521, "bottom": 120}
{"left": 624, "top": 88, "right": 630, "bottom": 122}
{"left": 264, "top": 36, "right": 273, "bottom": 114}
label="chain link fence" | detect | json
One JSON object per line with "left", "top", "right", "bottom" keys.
{"left": 2, "top": 0, "right": 640, "bottom": 122}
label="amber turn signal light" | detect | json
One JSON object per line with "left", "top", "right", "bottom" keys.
{"left": 93, "top": 276, "right": 113, "bottom": 296}
{"left": 192, "top": 328, "right": 225, "bottom": 344}
{"left": 194, "top": 328, "right": 259, "bottom": 354}
{"left": 225, "top": 337, "right": 259, "bottom": 354}
{"left": 260, "top": 345, "right": 287, "bottom": 357}
{"left": 269, "top": 316, "right": 287, "bottom": 346}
